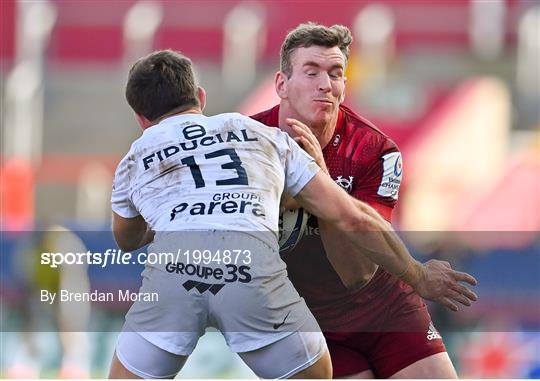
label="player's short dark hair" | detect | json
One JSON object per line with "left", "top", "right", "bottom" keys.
{"left": 280, "top": 22, "right": 352, "bottom": 77}
{"left": 125, "top": 50, "right": 199, "bottom": 121}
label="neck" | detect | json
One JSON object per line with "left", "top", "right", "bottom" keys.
{"left": 317, "top": 111, "right": 339, "bottom": 149}
{"left": 157, "top": 106, "right": 202, "bottom": 122}
{"left": 143, "top": 106, "right": 202, "bottom": 129}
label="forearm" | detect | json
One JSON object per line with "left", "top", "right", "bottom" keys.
{"left": 338, "top": 200, "right": 423, "bottom": 286}
{"left": 295, "top": 173, "right": 423, "bottom": 287}
{"left": 318, "top": 219, "right": 379, "bottom": 288}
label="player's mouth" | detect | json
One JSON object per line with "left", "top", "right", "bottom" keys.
{"left": 313, "top": 99, "right": 334, "bottom": 106}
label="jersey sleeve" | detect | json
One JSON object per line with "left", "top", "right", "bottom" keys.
{"left": 351, "top": 138, "right": 402, "bottom": 222}
{"left": 111, "top": 153, "right": 140, "bottom": 218}
{"left": 281, "top": 133, "right": 321, "bottom": 197}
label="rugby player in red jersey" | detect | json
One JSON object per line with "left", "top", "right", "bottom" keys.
{"left": 251, "top": 23, "right": 476, "bottom": 378}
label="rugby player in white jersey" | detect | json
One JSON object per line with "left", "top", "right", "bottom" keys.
{"left": 108, "top": 50, "right": 477, "bottom": 379}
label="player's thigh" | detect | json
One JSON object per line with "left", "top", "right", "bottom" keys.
{"left": 340, "top": 369, "right": 375, "bottom": 379}
{"left": 112, "top": 330, "right": 188, "bottom": 379}
{"left": 109, "top": 352, "right": 140, "bottom": 379}
{"left": 325, "top": 335, "right": 372, "bottom": 378}
{"left": 238, "top": 331, "right": 329, "bottom": 379}
{"left": 291, "top": 346, "right": 332, "bottom": 379}
{"left": 390, "top": 352, "right": 457, "bottom": 379}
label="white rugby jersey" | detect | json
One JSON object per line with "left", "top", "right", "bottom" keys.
{"left": 111, "top": 112, "right": 319, "bottom": 235}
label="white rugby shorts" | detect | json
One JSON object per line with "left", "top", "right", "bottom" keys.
{"left": 123, "top": 231, "right": 321, "bottom": 354}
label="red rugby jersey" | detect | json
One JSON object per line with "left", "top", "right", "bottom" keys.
{"left": 251, "top": 104, "right": 403, "bottom": 330}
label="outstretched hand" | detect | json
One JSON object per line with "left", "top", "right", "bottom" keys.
{"left": 411, "top": 259, "right": 478, "bottom": 312}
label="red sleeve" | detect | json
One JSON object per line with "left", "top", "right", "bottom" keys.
{"left": 350, "top": 137, "right": 402, "bottom": 223}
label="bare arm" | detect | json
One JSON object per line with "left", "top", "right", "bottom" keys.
{"left": 317, "top": 218, "right": 379, "bottom": 289}
{"left": 295, "top": 172, "right": 477, "bottom": 311}
{"left": 345, "top": 198, "right": 478, "bottom": 311}
{"left": 112, "top": 212, "right": 155, "bottom": 251}
{"left": 296, "top": 173, "right": 417, "bottom": 281}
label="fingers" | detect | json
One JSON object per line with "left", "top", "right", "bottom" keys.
{"left": 428, "top": 259, "right": 451, "bottom": 268}
{"left": 294, "top": 136, "right": 317, "bottom": 159}
{"left": 439, "top": 275, "right": 477, "bottom": 310}
{"left": 428, "top": 259, "right": 477, "bottom": 286}
{"left": 294, "top": 136, "right": 315, "bottom": 153}
{"left": 292, "top": 126, "right": 318, "bottom": 147}
{"left": 437, "top": 297, "right": 459, "bottom": 312}
{"left": 286, "top": 118, "right": 309, "bottom": 136}
{"left": 452, "top": 270, "right": 478, "bottom": 286}
{"left": 451, "top": 282, "right": 478, "bottom": 302}
{"left": 286, "top": 118, "right": 310, "bottom": 132}
{"left": 287, "top": 119, "right": 328, "bottom": 172}
{"left": 288, "top": 119, "right": 319, "bottom": 145}
{"left": 447, "top": 289, "right": 471, "bottom": 307}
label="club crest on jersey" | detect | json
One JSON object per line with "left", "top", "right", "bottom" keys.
{"left": 377, "top": 152, "right": 402, "bottom": 200}
{"left": 335, "top": 175, "right": 354, "bottom": 193}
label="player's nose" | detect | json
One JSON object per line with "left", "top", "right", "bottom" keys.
{"left": 317, "top": 72, "right": 332, "bottom": 92}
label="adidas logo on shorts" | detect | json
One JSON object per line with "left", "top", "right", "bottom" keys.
{"left": 426, "top": 322, "right": 442, "bottom": 341}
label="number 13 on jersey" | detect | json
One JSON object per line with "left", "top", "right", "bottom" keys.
{"left": 181, "top": 148, "right": 248, "bottom": 188}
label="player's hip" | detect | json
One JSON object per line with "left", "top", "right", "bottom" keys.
{"left": 124, "top": 267, "right": 319, "bottom": 354}
{"left": 304, "top": 267, "right": 427, "bottom": 332}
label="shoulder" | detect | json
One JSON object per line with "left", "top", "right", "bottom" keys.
{"left": 214, "top": 112, "right": 286, "bottom": 143}
{"left": 340, "top": 105, "right": 399, "bottom": 154}
{"left": 114, "top": 127, "right": 156, "bottom": 174}
{"left": 214, "top": 112, "right": 266, "bottom": 127}
{"left": 129, "top": 124, "right": 163, "bottom": 151}
{"left": 249, "top": 105, "right": 280, "bottom": 127}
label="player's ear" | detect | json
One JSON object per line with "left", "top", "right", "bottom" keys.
{"left": 197, "top": 86, "right": 206, "bottom": 111}
{"left": 134, "top": 113, "right": 152, "bottom": 130}
{"left": 275, "top": 71, "right": 288, "bottom": 100}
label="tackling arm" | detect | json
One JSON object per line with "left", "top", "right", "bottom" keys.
{"left": 295, "top": 172, "right": 477, "bottom": 311}
{"left": 295, "top": 172, "right": 418, "bottom": 283}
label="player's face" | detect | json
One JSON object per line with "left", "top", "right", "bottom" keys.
{"left": 282, "top": 46, "right": 346, "bottom": 129}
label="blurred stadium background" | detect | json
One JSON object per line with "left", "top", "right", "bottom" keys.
{"left": 1, "top": 0, "right": 539, "bottom": 378}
